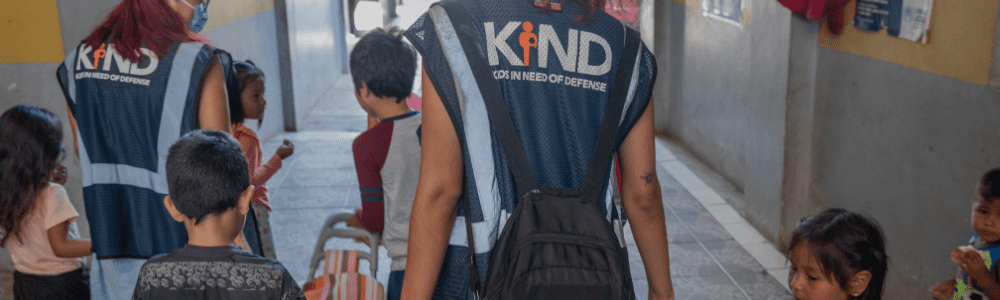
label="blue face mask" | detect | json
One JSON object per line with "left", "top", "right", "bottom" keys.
{"left": 181, "top": 0, "right": 209, "bottom": 33}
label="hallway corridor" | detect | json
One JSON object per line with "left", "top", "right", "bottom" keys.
{"left": 259, "top": 72, "right": 794, "bottom": 299}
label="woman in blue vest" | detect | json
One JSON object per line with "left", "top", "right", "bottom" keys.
{"left": 56, "top": 0, "right": 231, "bottom": 299}
{"left": 401, "top": 0, "right": 674, "bottom": 299}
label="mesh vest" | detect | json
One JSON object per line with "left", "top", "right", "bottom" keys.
{"left": 57, "top": 42, "right": 215, "bottom": 259}
{"left": 404, "top": 0, "right": 657, "bottom": 297}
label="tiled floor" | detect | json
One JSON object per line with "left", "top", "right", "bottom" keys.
{"left": 261, "top": 77, "right": 792, "bottom": 300}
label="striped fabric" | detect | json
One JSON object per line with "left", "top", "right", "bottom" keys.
{"left": 306, "top": 250, "right": 385, "bottom": 300}
{"left": 323, "top": 250, "right": 360, "bottom": 275}
{"left": 328, "top": 273, "right": 385, "bottom": 300}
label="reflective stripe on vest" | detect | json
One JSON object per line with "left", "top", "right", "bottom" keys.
{"left": 72, "top": 43, "right": 203, "bottom": 193}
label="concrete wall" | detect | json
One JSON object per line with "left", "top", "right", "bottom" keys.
{"left": 281, "top": 0, "right": 350, "bottom": 131}
{"left": 656, "top": 0, "right": 1000, "bottom": 295}
{"left": 808, "top": 48, "right": 1000, "bottom": 297}
{"left": 654, "top": 0, "right": 791, "bottom": 242}
{"left": 202, "top": 10, "right": 286, "bottom": 141}
{"left": 665, "top": 4, "right": 750, "bottom": 196}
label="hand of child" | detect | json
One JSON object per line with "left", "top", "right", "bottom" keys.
{"left": 956, "top": 246, "right": 991, "bottom": 280}
{"left": 50, "top": 163, "right": 67, "bottom": 185}
{"left": 276, "top": 139, "right": 294, "bottom": 159}
{"left": 930, "top": 279, "right": 955, "bottom": 300}
{"left": 354, "top": 235, "right": 371, "bottom": 247}
{"left": 345, "top": 209, "right": 363, "bottom": 228}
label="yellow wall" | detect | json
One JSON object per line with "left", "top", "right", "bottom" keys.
{"left": 819, "top": 0, "right": 998, "bottom": 85}
{"left": 203, "top": 0, "right": 275, "bottom": 32}
{"left": 0, "top": 0, "right": 65, "bottom": 64}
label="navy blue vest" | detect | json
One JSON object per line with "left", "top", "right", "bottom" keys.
{"left": 404, "top": 1, "right": 657, "bottom": 297}
{"left": 57, "top": 42, "right": 214, "bottom": 259}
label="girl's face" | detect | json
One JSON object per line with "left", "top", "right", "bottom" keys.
{"left": 788, "top": 242, "right": 850, "bottom": 300}
{"left": 973, "top": 198, "right": 1000, "bottom": 242}
{"left": 240, "top": 78, "right": 266, "bottom": 120}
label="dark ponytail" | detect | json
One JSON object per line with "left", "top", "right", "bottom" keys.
{"left": 0, "top": 105, "right": 63, "bottom": 247}
{"left": 787, "top": 208, "right": 889, "bottom": 300}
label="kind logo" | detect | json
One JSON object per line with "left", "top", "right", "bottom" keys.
{"left": 76, "top": 43, "right": 158, "bottom": 76}
{"left": 485, "top": 21, "right": 613, "bottom": 76}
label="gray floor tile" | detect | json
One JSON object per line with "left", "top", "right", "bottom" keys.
{"left": 700, "top": 239, "right": 767, "bottom": 274}
{"left": 662, "top": 242, "right": 729, "bottom": 278}
{"left": 729, "top": 271, "right": 794, "bottom": 300}
{"left": 671, "top": 274, "right": 748, "bottom": 300}
{"left": 670, "top": 198, "right": 711, "bottom": 220}
{"left": 270, "top": 186, "right": 357, "bottom": 210}
{"left": 657, "top": 165, "right": 688, "bottom": 193}
{"left": 303, "top": 117, "right": 369, "bottom": 133}
{"left": 288, "top": 154, "right": 357, "bottom": 170}
{"left": 624, "top": 212, "right": 696, "bottom": 245}
{"left": 662, "top": 188, "right": 705, "bottom": 214}
{"left": 673, "top": 210, "right": 734, "bottom": 242}
{"left": 632, "top": 277, "right": 650, "bottom": 299}
{"left": 279, "top": 167, "right": 359, "bottom": 188}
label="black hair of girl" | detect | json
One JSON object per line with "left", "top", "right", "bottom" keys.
{"left": 0, "top": 105, "right": 63, "bottom": 247}
{"left": 230, "top": 60, "right": 265, "bottom": 128}
{"left": 788, "top": 208, "right": 888, "bottom": 300}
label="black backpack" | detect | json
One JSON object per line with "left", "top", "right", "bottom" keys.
{"left": 437, "top": 2, "right": 643, "bottom": 299}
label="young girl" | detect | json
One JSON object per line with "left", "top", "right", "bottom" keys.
{"left": 787, "top": 208, "right": 889, "bottom": 300}
{"left": 229, "top": 60, "right": 294, "bottom": 259}
{"left": 0, "top": 105, "right": 91, "bottom": 299}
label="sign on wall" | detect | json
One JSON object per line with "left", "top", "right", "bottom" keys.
{"left": 854, "top": 0, "right": 890, "bottom": 32}
{"left": 854, "top": 0, "right": 933, "bottom": 43}
{"left": 823, "top": 0, "right": 996, "bottom": 85}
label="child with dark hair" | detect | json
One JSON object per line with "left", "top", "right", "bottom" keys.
{"left": 132, "top": 129, "right": 304, "bottom": 300}
{"left": 932, "top": 167, "right": 1000, "bottom": 300}
{"left": 787, "top": 208, "right": 889, "bottom": 300}
{"left": 227, "top": 60, "right": 294, "bottom": 260}
{"left": 344, "top": 27, "right": 420, "bottom": 300}
{"left": 0, "top": 104, "right": 91, "bottom": 299}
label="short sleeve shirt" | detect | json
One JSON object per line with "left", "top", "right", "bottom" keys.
{"left": 132, "top": 245, "right": 305, "bottom": 300}
{"left": 7, "top": 183, "right": 84, "bottom": 275}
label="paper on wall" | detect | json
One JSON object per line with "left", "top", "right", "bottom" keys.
{"left": 896, "top": 0, "right": 932, "bottom": 43}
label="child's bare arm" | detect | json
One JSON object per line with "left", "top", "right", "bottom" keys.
{"left": 46, "top": 220, "right": 91, "bottom": 258}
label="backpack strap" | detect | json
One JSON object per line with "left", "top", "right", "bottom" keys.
{"left": 580, "top": 26, "right": 642, "bottom": 201}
